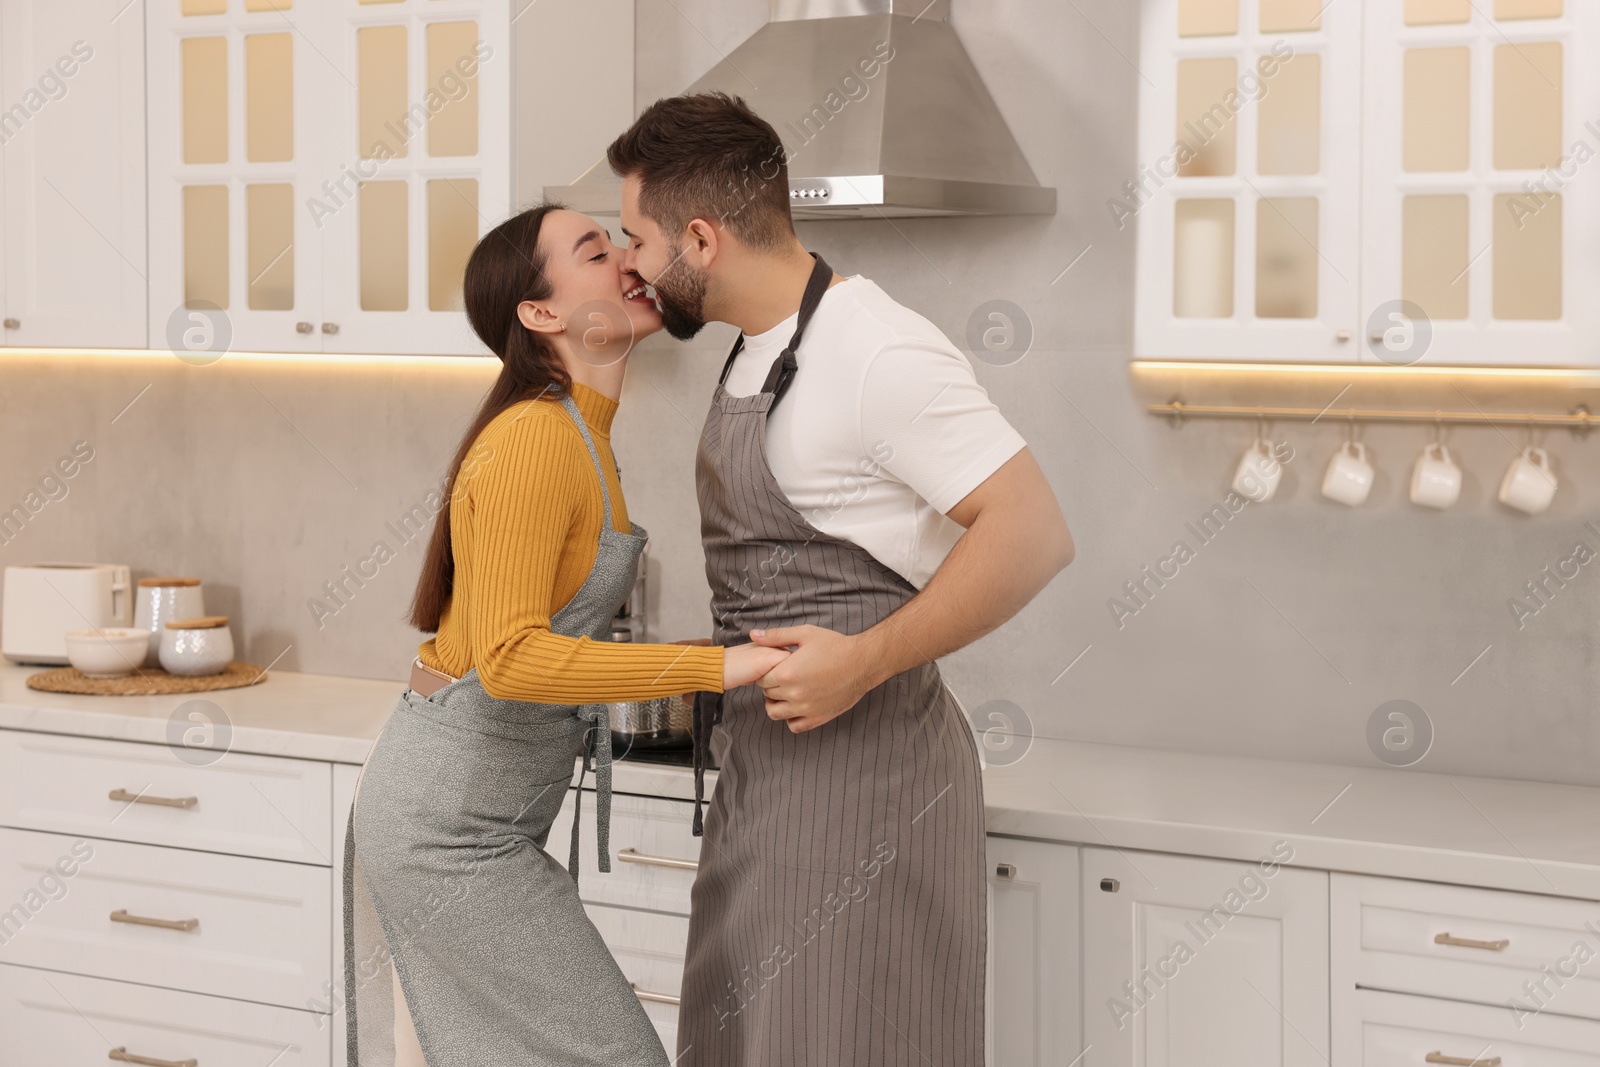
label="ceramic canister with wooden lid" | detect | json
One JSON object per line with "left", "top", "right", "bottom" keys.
{"left": 159, "top": 615, "right": 233, "bottom": 677}
{"left": 134, "top": 577, "right": 205, "bottom": 667}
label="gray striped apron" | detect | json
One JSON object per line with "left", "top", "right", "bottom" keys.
{"left": 678, "top": 255, "right": 987, "bottom": 1066}
{"left": 343, "top": 393, "right": 669, "bottom": 1066}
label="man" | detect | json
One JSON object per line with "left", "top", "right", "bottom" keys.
{"left": 608, "top": 92, "right": 1073, "bottom": 1066}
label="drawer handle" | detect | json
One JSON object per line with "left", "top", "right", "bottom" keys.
{"left": 1426, "top": 1053, "right": 1501, "bottom": 1066}
{"left": 109, "top": 788, "right": 197, "bottom": 810}
{"left": 108, "top": 1047, "right": 197, "bottom": 1067}
{"left": 631, "top": 982, "right": 681, "bottom": 1006}
{"left": 1434, "top": 932, "right": 1510, "bottom": 952}
{"left": 616, "top": 847, "right": 698, "bottom": 872}
{"left": 110, "top": 909, "right": 200, "bottom": 933}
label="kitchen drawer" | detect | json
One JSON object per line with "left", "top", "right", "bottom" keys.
{"left": 1340, "top": 988, "right": 1600, "bottom": 1066}
{"left": 0, "top": 729, "right": 332, "bottom": 865}
{"left": 586, "top": 902, "right": 689, "bottom": 1055}
{"left": 1333, "top": 874, "right": 1600, "bottom": 1022}
{"left": 0, "top": 963, "right": 331, "bottom": 1067}
{"left": 0, "top": 826, "right": 331, "bottom": 1010}
{"left": 550, "top": 790, "right": 702, "bottom": 915}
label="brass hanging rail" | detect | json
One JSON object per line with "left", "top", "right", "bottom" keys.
{"left": 1150, "top": 400, "right": 1595, "bottom": 433}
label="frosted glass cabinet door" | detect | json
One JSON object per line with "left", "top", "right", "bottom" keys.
{"left": 1134, "top": 0, "right": 1363, "bottom": 362}
{"left": 1080, "top": 846, "right": 1330, "bottom": 1067}
{"left": 315, "top": 0, "right": 511, "bottom": 356}
{"left": 145, "top": 0, "right": 328, "bottom": 355}
{"left": 985, "top": 836, "right": 1082, "bottom": 1067}
{"left": 1360, "top": 1, "right": 1600, "bottom": 365}
{"left": 0, "top": 0, "right": 147, "bottom": 349}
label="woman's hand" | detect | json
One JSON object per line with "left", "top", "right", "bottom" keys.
{"left": 722, "top": 642, "right": 789, "bottom": 690}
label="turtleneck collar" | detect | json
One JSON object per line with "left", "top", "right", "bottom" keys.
{"left": 568, "top": 380, "right": 618, "bottom": 437}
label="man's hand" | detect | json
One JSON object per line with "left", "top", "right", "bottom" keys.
{"left": 746, "top": 625, "right": 881, "bottom": 733}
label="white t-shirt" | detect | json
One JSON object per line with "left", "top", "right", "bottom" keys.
{"left": 721, "top": 275, "right": 1027, "bottom": 589}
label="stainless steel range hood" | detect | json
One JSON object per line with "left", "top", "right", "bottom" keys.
{"left": 547, "top": 0, "right": 1055, "bottom": 219}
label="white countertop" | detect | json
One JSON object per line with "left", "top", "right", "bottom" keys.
{"left": 3, "top": 662, "right": 1597, "bottom": 900}
{"left": 0, "top": 660, "right": 397, "bottom": 765}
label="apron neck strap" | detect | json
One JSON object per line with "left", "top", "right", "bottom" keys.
{"left": 716, "top": 252, "right": 835, "bottom": 409}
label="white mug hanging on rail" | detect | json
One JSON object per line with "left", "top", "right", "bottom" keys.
{"left": 1410, "top": 443, "right": 1462, "bottom": 509}
{"left": 1498, "top": 446, "right": 1556, "bottom": 515}
{"left": 1232, "top": 436, "right": 1284, "bottom": 503}
{"left": 1322, "top": 441, "right": 1374, "bottom": 507}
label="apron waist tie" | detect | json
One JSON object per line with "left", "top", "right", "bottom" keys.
{"left": 691, "top": 691, "right": 723, "bottom": 836}
{"left": 569, "top": 705, "right": 613, "bottom": 883}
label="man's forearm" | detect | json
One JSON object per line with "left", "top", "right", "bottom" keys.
{"left": 854, "top": 504, "right": 1071, "bottom": 688}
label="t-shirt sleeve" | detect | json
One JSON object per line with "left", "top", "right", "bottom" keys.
{"left": 858, "top": 336, "right": 1027, "bottom": 515}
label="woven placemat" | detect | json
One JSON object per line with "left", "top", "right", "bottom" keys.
{"left": 25, "top": 662, "right": 268, "bottom": 696}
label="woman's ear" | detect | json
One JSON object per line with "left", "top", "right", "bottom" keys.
{"left": 517, "top": 299, "right": 564, "bottom": 335}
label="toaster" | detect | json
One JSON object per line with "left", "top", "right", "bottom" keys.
{"left": 2, "top": 564, "right": 133, "bottom": 665}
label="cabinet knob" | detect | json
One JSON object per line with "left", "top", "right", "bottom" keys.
{"left": 2, "top": 318, "right": 18, "bottom": 330}
{"left": 1099, "top": 877, "right": 1120, "bottom": 893}
{"left": 321, "top": 322, "right": 340, "bottom": 335}
{"left": 1335, "top": 330, "right": 1351, "bottom": 343}
{"left": 296, "top": 321, "right": 313, "bottom": 334}
{"left": 994, "top": 862, "right": 1017, "bottom": 880}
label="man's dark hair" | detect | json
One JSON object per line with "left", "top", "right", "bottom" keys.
{"left": 607, "top": 92, "right": 794, "bottom": 251}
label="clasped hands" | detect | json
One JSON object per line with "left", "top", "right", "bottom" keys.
{"left": 697, "top": 627, "right": 880, "bottom": 734}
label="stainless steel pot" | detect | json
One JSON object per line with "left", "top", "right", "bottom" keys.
{"left": 607, "top": 693, "right": 693, "bottom": 750}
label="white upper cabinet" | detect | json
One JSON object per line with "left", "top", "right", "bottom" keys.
{"left": 1135, "top": 0, "right": 1600, "bottom": 365}
{"left": 1361, "top": 0, "right": 1600, "bottom": 366}
{"left": 314, "top": 0, "right": 509, "bottom": 356}
{"left": 1135, "top": 0, "right": 1362, "bottom": 364}
{"left": 145, "top": 0, "right": 509, "bottom": 358}
{"left": 0, "top": 0, "right": 147, "bottom": 349}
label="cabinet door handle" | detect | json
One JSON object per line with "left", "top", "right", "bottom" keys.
{"left": 296, "top": 321, "right": 313, "bottom": 334}
{"left": 2, "top": 318, "right": 19, "bottom": 330}
{"left": 108, "top": 1047, "right": 197, "bottom": 1067}
{"left": 109, "top": 788, "right": 197, "bottom": 810}
{"left": 110, "top": 909, "right": 199, "bottom": 932}
{"left": 631, "top": 982, "right": 680, "bottom": 1006}
{"left": 616, "top": 848, "right": 698, "bottom": 872}
{"left": 1426, "top": 1053, "right": 1501, "bottom": 1066}
{"left": 994, "top": 863, "right": 1017, "bottom": 880}
{"left": 321, "top": 322, "right": 339, "bottom": 334}
{"left": 1434, "top": 932, "right": 1510, "bottom": 952}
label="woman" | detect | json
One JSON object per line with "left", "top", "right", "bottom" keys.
{"left": 343, "top": 204, "right": 787, "bottom": 1066}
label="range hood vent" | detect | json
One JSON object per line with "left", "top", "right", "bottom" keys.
{"left": 547, "top": 0, "right": 1055, "bottom": 219}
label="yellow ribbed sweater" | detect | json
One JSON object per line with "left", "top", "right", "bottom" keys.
{"left": 417, "top": 382, "right": 724, "bottom": 703}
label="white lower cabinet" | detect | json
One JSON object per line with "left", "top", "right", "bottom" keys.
{"left": 986, "top": 834, "right": 1081, "bottom": 1067}
{"left": 9, "top": 722, "right": 1600, "bottom": 1067}
{"left": 0, "top": 826, "right": 330, "bottom": 1009}
{"left": 1340, "top": 988, "right": 1600, "bottom": 1066}
{"left": 1081, "top": 845, "right": 1331, "bottom": 1067}
{"left": 0, "top": 728, "right": 340, "bottom": 1064}
{"left": 0, "top": 958, "right": 331, "bottom": 1067}
{"left": 1332, "top": 873, "right": 1600, "bottom": 1024}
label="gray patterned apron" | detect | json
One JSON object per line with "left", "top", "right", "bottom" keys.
{"left": 678, "top": 255, "right": 987, "bottom": 1066}
{"left": 343, "top": 393, "right": 668, "bottom": 1066}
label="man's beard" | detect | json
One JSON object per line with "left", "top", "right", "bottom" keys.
{"left": 653, "top": 244, "right": 709, "bottom": 341}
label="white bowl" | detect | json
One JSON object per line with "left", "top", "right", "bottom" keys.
{"left": 64, "top": 627, "right": 151, "bottom": 678}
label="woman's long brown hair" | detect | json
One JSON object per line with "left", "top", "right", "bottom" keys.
{"left": 408, "top": 203, "right": 572, "bottom": 633}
